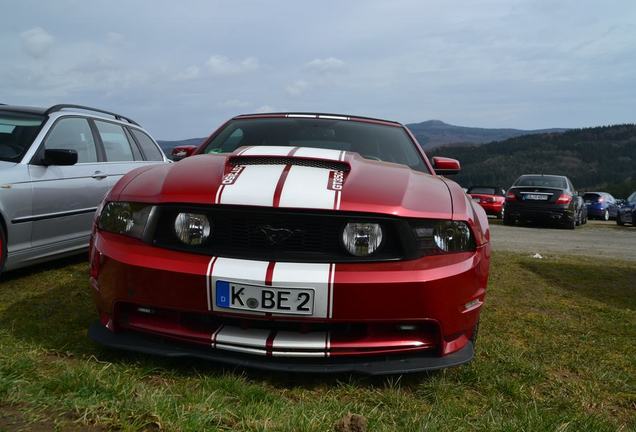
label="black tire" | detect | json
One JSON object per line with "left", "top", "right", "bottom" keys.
{"left": 616, "top": 214, "right": 624, "bottom": 226}
{"left": 582, "top": 214, "right": 587, "bottom": 225}
{"left": 503, "top": 214, "right": 514, "bottom": 226}
{"left": 575, "top": 211, "right": 581, "bottom": 226}
{"left": 564, "top": 217, "right": 576, "bottom": 230}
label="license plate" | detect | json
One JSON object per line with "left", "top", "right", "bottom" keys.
{"left": 524, "top": 194, "right": 549, "bottom": 201}
{"left": 215, "top": 280, "right": 314, "bottom": 315}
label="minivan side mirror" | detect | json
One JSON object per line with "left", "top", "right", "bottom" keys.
{"left": 432, "top": 156, "right": 461, "bottom": 175}
{"left": 43, "top": 148, "right": 78, "bottom": 166}
{"left": 171, "top": 145, "right": 197, "bottom": 161}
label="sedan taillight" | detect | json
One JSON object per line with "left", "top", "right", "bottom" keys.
{"left": 505, "top": 191, "right": 516, "bottom": 201}
{"left": 556, "top": 193, "right": 572, "bottom": 204}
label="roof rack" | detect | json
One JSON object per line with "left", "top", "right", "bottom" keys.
{"left": 44, "top": 104, "right": 139, "bottom": 126}
{"left": 234, "top": 112, "right": 401, "bottom": 125}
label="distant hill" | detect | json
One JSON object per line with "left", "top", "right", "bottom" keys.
{"left": 157, "top": 120, "right": 568, "bottom": 156}
{"left": 405, "top": 120, "right": 567, "bottom": 148}
{"left": 433, "top": 124, "right": 636, "bottom": 197}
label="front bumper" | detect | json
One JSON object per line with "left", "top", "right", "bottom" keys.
{"left": 89, "top": 321, "right": 475, "bottom": 374}
{"left": 89, "top": 230, "right": 488, "bottom": 371}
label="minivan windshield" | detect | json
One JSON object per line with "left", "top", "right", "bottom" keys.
{"left": 201, "top": 118, "right": 428, "bottom": 172}
{"left": 0, "top": 112, "right": 46, "bottom": 162}
{"left": 514, "top": 175, "right": 567, "bottom": 189}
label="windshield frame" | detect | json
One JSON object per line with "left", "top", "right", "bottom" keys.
{"left": 198, "top": 116, "right": 433, "bottom": 174}
{"left": 0, "top": 110, "right": 47, "bottom": 163}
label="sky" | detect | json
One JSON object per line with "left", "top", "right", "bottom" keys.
{"left": 1, "top": 0, "right": 635, "bottom": 139}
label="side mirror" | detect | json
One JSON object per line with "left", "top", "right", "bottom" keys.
{"left": 171, "top": 145, "right": 197, "bottom": 161}
{"left": 43, "top": 148, "right": 78, "bottom": 166}
{"left": 432, "top": 156, "right": 461, "bottom": 175}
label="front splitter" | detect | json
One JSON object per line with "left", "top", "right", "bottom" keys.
{"left": 89, "top": 321, "right": 474, "bottom": 375}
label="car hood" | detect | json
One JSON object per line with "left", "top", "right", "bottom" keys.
{"left": 116, "top": 146, "right": 452, "bottom": 219}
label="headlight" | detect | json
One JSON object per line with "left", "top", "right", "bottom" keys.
{"left": 174, "top": 213, "right": 211, "bottom": 245}
{"left": 411, "top": 220, "right": 475, "bottom": 254}
{"left": 342, "top": 222, "right": 383, "bottom": 256}
{"left": 98, "top": 202, "right": 153, "bottom": 239}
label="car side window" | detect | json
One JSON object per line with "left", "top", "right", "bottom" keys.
{"left": 130, "top": 129, "right": 164, "bottom": 161}
{"left": 94, "top": 120, "right": 135, "bottom": 162}
{"left": 44, "top": 117, "right": 97, "bottom": 163}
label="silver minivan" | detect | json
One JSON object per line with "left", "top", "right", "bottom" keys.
{"left": 0, "top": 104, "right": 169, "bottom": 272}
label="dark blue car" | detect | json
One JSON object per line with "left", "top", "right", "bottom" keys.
{"left": 616, "top": 192, "right": 636, "bottom": 226}
{"left": 582, "top": 192, "right": 618, "bottom": 220}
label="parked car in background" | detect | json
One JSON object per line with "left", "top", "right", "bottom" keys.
{"left": 467, "top": 186, "right": 506, "bottom": 219}
{"left": 504, "top": 174, "right": 586, "bottom": 229}
{"left": 89, "top": 112, "right": 490, "bottom": 374}
{"left": 582, "top": 192, "right": 618, "bottom": 220}
{"left": 616, "top": 192, "right": 636, "bottom": 226}
{"left": 0, "top": 104, "right": 169, "bottom": 273}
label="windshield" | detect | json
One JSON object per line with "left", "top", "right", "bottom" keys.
{"left": 202, "top": 118, "right": 428, "bottom": 172}
{"left": 468, "top": 187, "right": 497, "bottom": 195}
{"left": 628, "top": 192, "right": 636, "bottom": 204}
{"left": 514, "top": 175, "right": 567, "bottom": 189}
{"left": 0, "top": 112, "right": 46, "bottom": 162}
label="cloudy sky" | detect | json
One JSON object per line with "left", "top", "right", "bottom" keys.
{"left": 2, "top": 0, "right": 635, "bottom": 139}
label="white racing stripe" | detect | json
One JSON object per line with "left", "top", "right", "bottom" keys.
{"left": 217, "top": 164, "right": 285, "bottom": 206}
{"left": 278, "top": 165, "right": 336, "bottom": 209}
{"left": 272, "top": 331, "right": 328, "bottom": 351}
{"left": 293, "top": 147, "right": 343, "bottom": 160}
{"left": 215, "top": 326, "right": 270, "bottom": 350}
{"left": 240, "top": 146, "right": 296, "bottom": 156}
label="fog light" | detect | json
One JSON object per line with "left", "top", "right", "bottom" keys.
{"left": 342, "top": 222, "right": 383, "bottom": 256}
{"left": 174, "top": 213, "right": 211, "bottom": 245}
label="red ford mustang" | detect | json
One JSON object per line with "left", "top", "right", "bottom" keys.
{"left": 88, "top": 113, "right": 490, "bottom": 374}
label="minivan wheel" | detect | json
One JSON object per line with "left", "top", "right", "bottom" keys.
{"left": 617, "top": 214, "right": 624, "bottom": 226}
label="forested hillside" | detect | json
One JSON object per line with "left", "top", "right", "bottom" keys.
{"left": 433, "top": 125, "right": 636, "bottom": 197}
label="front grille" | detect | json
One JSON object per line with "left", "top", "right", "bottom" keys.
{"left": 152, "top": 205, "right": 406, "bottom": 262}
{"left": 229, "top": 156, "right": 349, "bottom": 172}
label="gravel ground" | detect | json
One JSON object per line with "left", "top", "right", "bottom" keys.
{"left": 489, "top": 219, "right": 636, "bottom": 261}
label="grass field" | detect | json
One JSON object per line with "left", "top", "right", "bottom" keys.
{"left": 0, "top": 252, "right": 634, "bottom": 431}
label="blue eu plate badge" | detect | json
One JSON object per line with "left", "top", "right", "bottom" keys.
{"left": 216, "top": 280, "right": 230, "bottom": 308}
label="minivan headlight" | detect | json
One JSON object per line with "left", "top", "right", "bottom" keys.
{"left": 98, "top": 202, "right": 153, "bottom": 239}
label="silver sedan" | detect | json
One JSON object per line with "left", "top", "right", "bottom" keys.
{"left": 0, "top": 104, "right": 169, "bottom": 272}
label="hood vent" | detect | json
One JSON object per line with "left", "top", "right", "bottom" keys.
{"left": 229, "top": 156, "right": 350, "bottom": 172}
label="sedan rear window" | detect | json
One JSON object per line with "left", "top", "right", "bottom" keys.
{"left": 583, "top": 193, "right": 601, "bottom": 201}
{"left": 0, "top": 113, "right": 45, "bottom": 162}
{"left": 467, "top": 187, "right": 497, "bottom": 195}
{"left": 514, "top": 175, "right": 567, "bottom": 189}
{"left": 202, "top": 118, "right": 428, "bottom": 172}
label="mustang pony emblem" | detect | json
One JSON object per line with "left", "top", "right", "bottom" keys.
{"left": 259, "top": 225, "right": 303, "bottom": 245}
